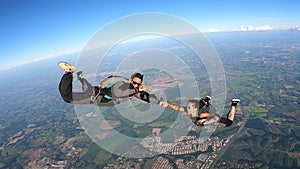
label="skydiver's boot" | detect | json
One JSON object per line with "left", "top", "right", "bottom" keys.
{"left": 77, "top": 71, "right": 84, "bottom": 80}
{"left": 231, "top": 98, "right": 240, "bottom": 107}
{"left": 58, "top": 61, "right": 76, "bottom": 73}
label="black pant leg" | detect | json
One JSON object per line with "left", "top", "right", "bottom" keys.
{"left": 79, "top": 78, "right": 94, "bottom": 92}
{"left": 71, "top": 91, "right": 94, "bottom": 104}
{"left": 218, "top": 117, "right": 233, "bottom": 127}
{"left": 59, "top": 72, "right": 73, "bottom": 103}
{"left": 59, "top": 73, "right": 93, "bottom": 104}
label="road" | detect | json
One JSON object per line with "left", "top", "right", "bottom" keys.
{"left": 209, "top": 113, "right": 249, "bottom": 169}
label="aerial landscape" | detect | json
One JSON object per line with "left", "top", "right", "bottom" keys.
{"left": 0, "top": 1, "right": 299, "bottom": 169}
{"left": 0, "top": 30, "right": 299, "bottom": 168}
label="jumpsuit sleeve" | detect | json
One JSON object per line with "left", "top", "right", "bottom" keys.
{"left": 111, "top": 82, "right": 136, "bottom": 98}
{"left": 133, "top": 91, "right": 159, "bottom": 104}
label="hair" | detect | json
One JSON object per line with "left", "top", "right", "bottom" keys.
{"left": 187, "top": 99, "right": 200, "bottom": 108}
{"left": 130, "top": 72, "right": 143, "bottom": 81}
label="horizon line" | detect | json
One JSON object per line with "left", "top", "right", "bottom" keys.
{"left": 1, "top": 28, "right": 299, "bottom": 72}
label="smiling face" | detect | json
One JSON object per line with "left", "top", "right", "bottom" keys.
{"left": 130, "top": 77, "right": 142, "bottom": 88}
{"left": 186, "top": 101, "right": 199, "bottom": 117}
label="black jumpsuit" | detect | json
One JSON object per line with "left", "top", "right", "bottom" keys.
{"left": 59, "top": 73, "right": 159, "bottom": 106}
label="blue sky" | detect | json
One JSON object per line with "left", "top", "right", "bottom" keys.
{"left": 0, "top": 0, "right": 299, "bottom": 71}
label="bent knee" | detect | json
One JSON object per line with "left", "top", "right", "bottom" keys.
{"left": 61, "top": 95, "right": 73, "bottom": 103}
{"left": 225, "top": 119, "right": 233, "bottom": 127}
{"left": 63, "top": 98, "right": 72, "bottom": 103}
{"left": 218, "top": 119, "right": 233, "bottom": 127}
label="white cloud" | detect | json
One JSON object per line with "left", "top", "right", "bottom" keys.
{"left": 239, "top": 25, "right": 273, "bottom": 31}
{"left": 206, "top": 25, "right": 274, "bottom": 33}
{"left": 206, "top": 25, "right": 300, "bottom": 33}
{"left": 207, "top": 28, "right": 226, "bottom": 32}
{"left": 290, "top": 25, "right": 300, "bottom": 31}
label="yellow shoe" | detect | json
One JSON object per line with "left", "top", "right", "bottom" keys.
{"left": 58, "top": 61, "right": 76, "bottom": 73}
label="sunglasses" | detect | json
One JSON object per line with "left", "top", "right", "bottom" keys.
{"left": 132, "top": 81, "right": 141, "bottom": 86}
{"left": 187, "top": 105, "right": 197, "bottom": 110}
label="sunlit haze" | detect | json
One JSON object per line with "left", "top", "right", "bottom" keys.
{"left": 1, "top": 0, "right": 299, "bottom": 70}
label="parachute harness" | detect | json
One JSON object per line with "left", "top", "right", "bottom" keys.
{"left": 90, "top": 90, "right": 101, "bottom": 103}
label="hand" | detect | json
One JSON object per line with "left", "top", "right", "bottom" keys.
{"left": 139, "top": 83, "right": 147, "bottom": 91}
{"left": 197, "top": 119, "right": 206, "bottom": 126}
{"left": 158, "top": 99, "right": 169, "bottom": 107}
{"left": 179, "top": 107, "right": 185, "bottom": 112}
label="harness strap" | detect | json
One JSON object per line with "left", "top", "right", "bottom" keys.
{"left": 91, "top": 83, "right": 137, "bottom": 103}
{"left": 103, "top": 95, "right": 112, "bottom": 100}
{"left": 90, "top": 89, "right": 101, "bottom": 103}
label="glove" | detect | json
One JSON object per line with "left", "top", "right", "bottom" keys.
{"left": 139, "top": 83, "right": 147, "bottom": 91}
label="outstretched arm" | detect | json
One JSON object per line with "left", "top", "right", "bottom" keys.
{"left": 134, "top": 91, "right": 160, "bottom": 104}
{"left": 162, "top": 101, "right": 185, "bottom": 112}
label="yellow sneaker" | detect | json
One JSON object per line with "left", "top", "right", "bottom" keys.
{"left": 58, "top": 61, "right": 76, "bottom": 73}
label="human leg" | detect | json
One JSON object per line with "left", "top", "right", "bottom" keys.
{"left": 77, "top": 71, "right": 94, "bottom": 92}
{"left": 59, "top": 72, "right": 74, "bottom": 103}
{"left": 218, "top": 118, "right": 233, "bottom": 127}
{"left": 227, "top": 98, "right": 240, "bottom": 121}
{"left": 58, "top": 62, "right": 94, "bottom": 104}
{"left": 218, "top": 98, "right": 240, "bottom": 127}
